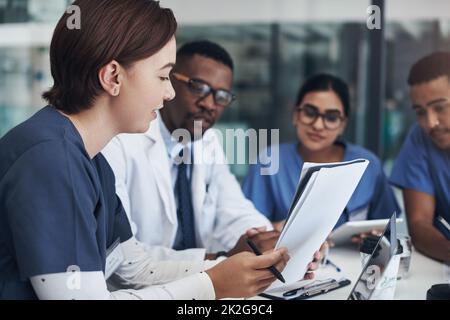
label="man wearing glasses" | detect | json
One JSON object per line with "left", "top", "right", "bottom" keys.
{"left": 102, "top": 41, "right": 280, "bottom": 262}
{"left": 391, "top": 52, "right": 450, "bottom": 263}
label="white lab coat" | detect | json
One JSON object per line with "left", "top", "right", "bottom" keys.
{"left": 102, "top": 118, "right": 272, "bottom": 262}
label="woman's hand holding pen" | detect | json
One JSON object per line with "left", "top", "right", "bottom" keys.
{"left": 206, "top": 248, "right": 289, "bottom": 299}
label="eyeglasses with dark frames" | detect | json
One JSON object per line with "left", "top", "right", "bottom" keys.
{"left": 172, "top": 72, "right": 236, "bottom": 107}
{"left": 296, "top": 104, "right": 345, "bottom": 130}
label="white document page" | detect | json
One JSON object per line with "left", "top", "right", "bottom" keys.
{"left": 279, "top": 172, "right": 319, "bottom": 244}
{"left": 268, "top": 159, "right": 369, "bottom": 290}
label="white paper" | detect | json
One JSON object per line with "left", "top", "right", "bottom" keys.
{"left": 279, "top": 172, "right": 319, "bottom": 243}
{"left": 269, "top": 159, "right": 369, "bottom": 290}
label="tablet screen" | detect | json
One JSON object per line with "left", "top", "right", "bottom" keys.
{"left": 348, "top": 213, "right": 397, "bottom": 300}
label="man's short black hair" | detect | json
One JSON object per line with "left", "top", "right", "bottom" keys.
{"left": 176, "top": 40, "right": 234, "bottom": 71}
{"left": 408, "top": 51, "right": 450, "bottom": 86}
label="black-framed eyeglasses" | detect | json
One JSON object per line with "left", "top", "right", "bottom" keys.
{"left": 172, "top": 72, "right": 236, "bottom": 107}
{"left": 296, "top": 104, "right": 345, "bottom": 130}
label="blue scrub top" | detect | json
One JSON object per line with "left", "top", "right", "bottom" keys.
{"left": 390, "top": 124, "right": 450, "bottom": 240}
{"left": 242, "top": 142, "right": 400, "bottom": 229}
{"left": 0, "top": 106, "right": 132, "bottom": 299}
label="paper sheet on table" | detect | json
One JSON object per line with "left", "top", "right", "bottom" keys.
{"left": 267, "top": 159, "right": 369, "bottom": 290}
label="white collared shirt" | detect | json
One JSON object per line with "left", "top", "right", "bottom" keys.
{"left": 158, "top": 115, "right": 192, "bottom": 188}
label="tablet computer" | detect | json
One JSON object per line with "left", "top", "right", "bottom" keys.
{"left": 348, "top": 213, "right": 398, "bottom": 300}
{"left": 329, "top": 218, "right": 403, "bottom": 246}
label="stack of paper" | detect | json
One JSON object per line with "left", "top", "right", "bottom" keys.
{"left": 267, "top": 159, "right": 369, "bottom": 290}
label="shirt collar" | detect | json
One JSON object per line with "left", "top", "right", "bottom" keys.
{"left": 158, "top": 112, "right": 192, "bottom": 163}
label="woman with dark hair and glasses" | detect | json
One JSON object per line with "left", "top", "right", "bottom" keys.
{"left": 0, "top": 0, "right": 290, "bottom": 300}
{"left": 243, "top": 74, "right": 399, "bottom": 236}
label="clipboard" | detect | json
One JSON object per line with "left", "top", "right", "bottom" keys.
{"left": 259, "top": 278, "right": 351, "bottom": 300}
{"left": 261, "top": 260, "right": 351, "bottom": 300}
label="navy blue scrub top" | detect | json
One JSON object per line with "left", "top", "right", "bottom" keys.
{"left": 391, "top": 124, "right": 450, "bottom": 240}
{"left": 242, "top": 142, "right": 400, "bottom": 229}
{"left": 0, "top": 106, "right": 132, "bottom": 299}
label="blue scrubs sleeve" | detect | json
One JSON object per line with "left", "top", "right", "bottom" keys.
{"left": 112, "top": 196, "right": 133, "bottom": 244}
{"left": 242, "top": 163, "right": 276, "bottom": 221}
{"left": 390, "top": 126, "right": 434, "bottom": 196}
{"left": 368, "top": 162, "right": 401, "bottom": 219}
{"left": 5, "top": 141, "right": 103, "bottom": 280}
{"left": 93, "top": 154, "right": 132, "bottom": 246}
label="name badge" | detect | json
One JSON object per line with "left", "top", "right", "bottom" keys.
{"left": 105, "top": 238, "right": 125, "bottom": 280}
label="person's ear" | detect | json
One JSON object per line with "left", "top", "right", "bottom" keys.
{"left": 98, "top": 60, "right": 123, "bottom": 97}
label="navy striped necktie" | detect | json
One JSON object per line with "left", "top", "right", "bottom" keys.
{"left": 173, "top": 148, "right": 197, "bottom": 250}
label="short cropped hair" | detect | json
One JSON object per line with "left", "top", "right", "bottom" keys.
{"left": 43, "top": 0, "right": 177, "bottom": 114}
{"left": 176, "top": 40, "right": 234, "bottom": 71}
{"left": 408, "top": 51, "right": 450, "bottom": 86}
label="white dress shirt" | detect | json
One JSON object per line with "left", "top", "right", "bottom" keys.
{"left": 159, "top": 116, "right": 192, "bottom": 187}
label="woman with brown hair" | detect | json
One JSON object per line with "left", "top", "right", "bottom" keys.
{"left": 0, "top": 0, "right": 291, "bottom": 300}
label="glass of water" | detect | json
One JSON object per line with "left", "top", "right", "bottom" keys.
{"left": 397, "top": 234, "right": 412, "bottom": 280}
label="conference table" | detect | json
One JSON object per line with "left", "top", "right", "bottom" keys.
{"left": 253, "top": 245, "right": 447, "bottom": 300}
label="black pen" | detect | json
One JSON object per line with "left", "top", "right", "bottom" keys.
{"left": 246, "top": 239, "right": 286, "bottom": 283}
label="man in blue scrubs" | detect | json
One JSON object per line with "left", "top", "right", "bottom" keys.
{"left": 391, "top": 51, "right": 450, "bottom": 263}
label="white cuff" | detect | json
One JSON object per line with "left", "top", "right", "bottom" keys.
{"left": 139, "top": 272, "right": 216, "bottom": 300}
{"left": 202, "top": 256, "right": 227, "bottom": 270}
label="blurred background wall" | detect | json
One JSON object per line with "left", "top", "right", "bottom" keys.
{"left": 1, "top": 0, "right": 450, "bottom": 179}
